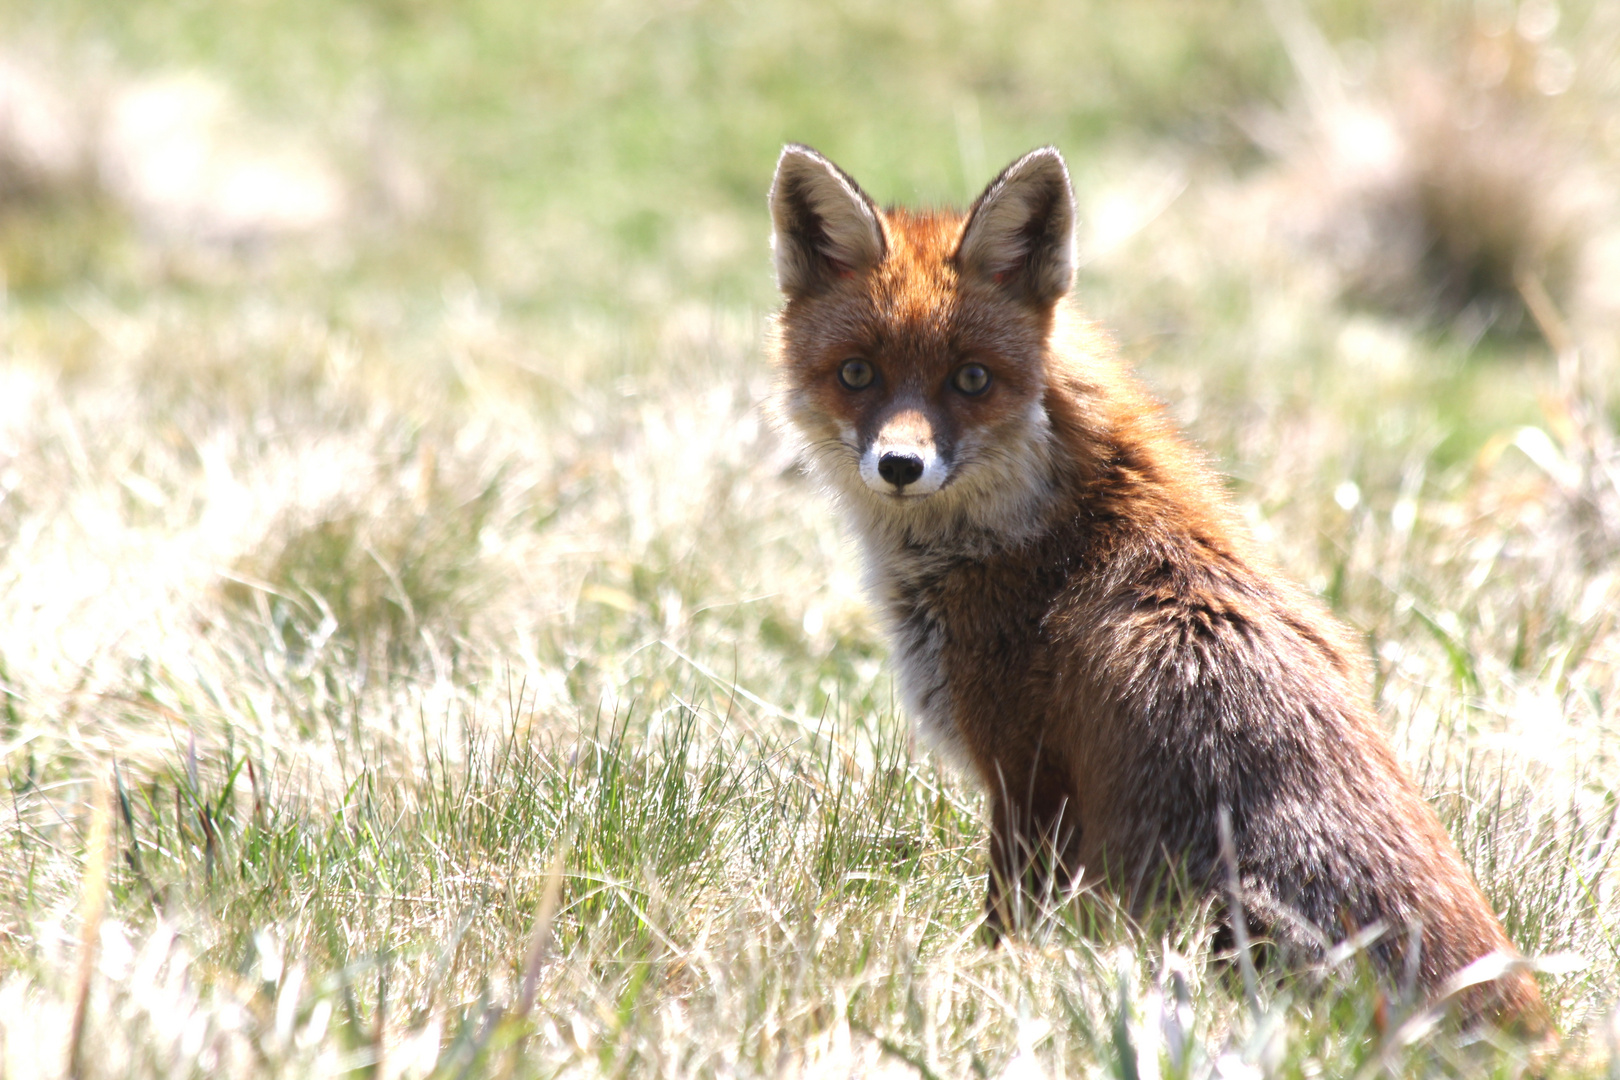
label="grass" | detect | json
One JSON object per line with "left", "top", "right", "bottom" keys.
{"left": 1, "top": 0, "right": 1619, "bottom": 1076}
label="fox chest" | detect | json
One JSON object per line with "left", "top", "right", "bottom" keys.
{"left": 882, "top": 577, "right": 959, "bottom": 760}
{"left": 872, "top": 553, "right": 1059, "bottom": 764}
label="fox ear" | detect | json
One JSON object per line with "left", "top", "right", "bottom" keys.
{"left": 770, "top": 144, "right": 886, "bottom": 299}
{"left": 956, "top": 147, "right": 1075, "bottom": 307}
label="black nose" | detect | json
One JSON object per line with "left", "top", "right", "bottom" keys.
{"left": 878, "top": 451, "right": 925, "bottom": 488}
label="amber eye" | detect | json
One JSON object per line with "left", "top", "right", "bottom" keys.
{"left": 838, "top": 358, "right": 875, "bottom": 390}
{"left": 952, "top": 362, "right": 991, "bottom": 396}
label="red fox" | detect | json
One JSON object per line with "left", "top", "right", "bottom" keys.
{"left": 766, "top": 143, "right": 1546, "bottom": 1030}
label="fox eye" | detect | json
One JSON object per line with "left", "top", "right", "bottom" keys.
{"left": 952, "top": 362, "right": 991, "bottom": 396}
{"left": 837, "top": 358, "right": 875, "bottom": 390}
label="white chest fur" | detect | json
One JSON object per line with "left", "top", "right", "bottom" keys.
{"left": 861, "top": 543, "right": 971, "bottom": 766}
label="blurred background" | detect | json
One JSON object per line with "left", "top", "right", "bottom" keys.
{"left": 5, "top": 0, "right": 1616, "bottom": 331}
{"left": 3, "top": 0, "right": 1619, "bottom": 1075}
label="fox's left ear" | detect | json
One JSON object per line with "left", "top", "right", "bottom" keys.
{"left": 956, "top": 147, "right": 1075, "bottom": 307}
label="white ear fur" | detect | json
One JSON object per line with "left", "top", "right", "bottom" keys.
{"left": 956, "top": 147, "right": 1076, "bottom": 306}
{"left": 769, "top": 144, "right": 885, "bottom": 298}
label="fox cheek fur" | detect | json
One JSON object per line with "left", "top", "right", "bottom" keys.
{"left": 765, "top": 142, "right": 1548, "bottom": 1035}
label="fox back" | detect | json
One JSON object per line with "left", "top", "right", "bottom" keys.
{"left": 766, "top": 144, "right": 1546, "bottom": 1032}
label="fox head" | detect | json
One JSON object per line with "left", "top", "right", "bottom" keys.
{"left": 767, "top": 144, "right": 1077, "bottom": 544}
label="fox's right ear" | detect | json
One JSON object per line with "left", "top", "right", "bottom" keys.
{"left": 769, "top": 145, "right": 886, "bottom": 299}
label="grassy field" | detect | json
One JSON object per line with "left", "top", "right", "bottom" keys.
{"left": 2, "top": 0, "right": 1619, "bottom": 1076}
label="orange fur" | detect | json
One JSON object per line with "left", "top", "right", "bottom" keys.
{"left": 767, "top": 144, "right": 1547, "bottom": 1033}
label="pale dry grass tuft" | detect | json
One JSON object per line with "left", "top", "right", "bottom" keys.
{"left": 1228, "top": 0, "right": 1620, "bottom": 341}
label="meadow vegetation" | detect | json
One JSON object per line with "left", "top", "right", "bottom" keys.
{"left": 1, "top": 0, "right": 1618, "bottom": 1076}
